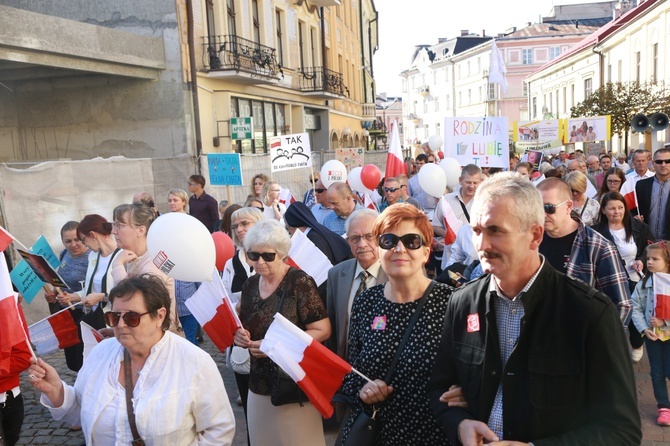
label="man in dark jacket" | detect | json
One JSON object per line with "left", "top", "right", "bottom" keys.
{"left": 428, "top": 172, "right": 641, "bottom": 445}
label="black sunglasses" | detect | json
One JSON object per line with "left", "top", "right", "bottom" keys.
{"left": 104, "top": 311, "right": 151, "bottom": 328}
{"left": 544, "top": 200, "right": 569, "bottom": 215}
{"left": 655, "top": 159, "right": 670, "bottom": 165}
{"left": 378, "top": 233, "right": 425, "bottom": 250}
{"left": 383, "top": 187, "right": 401, "bottom": 193}
{"left": 253, "top": 206, "right": 264, "bottom": 212}
{"left": 247, "top": 251, "right": 277, "bottom": 262}
{"left": 314, "top": 188, "right": 327, "bottom": 194}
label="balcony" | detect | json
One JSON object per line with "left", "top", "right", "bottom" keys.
{"left": 300, "top": 67, "right": 349, "bottom": 98}
{"left": 361, "top": 103, "right": 376, "bottom": 119}
{"left": 202, "top": 35, "right": 281, "bottom": 83}
{"left": 407, "top": 113, "right": 421, "bottom": 124}
{"left": 417, "top": 85, "right": 430, "bottom": 97}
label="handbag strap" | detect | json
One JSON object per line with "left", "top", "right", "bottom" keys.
{"left": 275, "top": 268, "right": 295, "bottom": 314}
{"left": 123, "top": 349, "right": 146, "bottom": 446}
{"left": 383, "top": 280, "right": 435, "bottom": 383}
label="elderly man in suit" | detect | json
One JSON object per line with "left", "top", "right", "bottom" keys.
{"left": 326, "top": 209, "right": 386, "bottom": 360}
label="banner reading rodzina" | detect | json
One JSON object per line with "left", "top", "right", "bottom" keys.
{"left": 444, "top": 117, "right": 509, "bottom": 168}
{"left": 270, "top": 133, "right": 313, "bottom": 173}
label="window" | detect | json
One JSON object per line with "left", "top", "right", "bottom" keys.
{"left": 226, "top": 0, "right": 236, "bottom": 36}
{"left": 298, "top": 21, "right": 305, "bottom": 70}
{"left": 488, "top": 83, "right": 495, "bottom": 100}
{"left": 412, "top": 100, "right": 417, "bottom": 114}
{"left": 653, "top": 43, "right": 658, "bottom": 83}
{"left": 423, "top": 99, "right": 428, "bottom": 113}
{"left": 563, "top": 86, "right": 567, "bottom": 114}
{"left": 548, "top": 93, "right": 552, "bottom": 114}
{"left": 230, "top": 97, "right": 286, "bottom": 154}
{"left": 468, "top": 89, "right": 472, "bottom": 104}
{"left": 607, "top": 64, "right": 611, "bottom": 83}
{"left": 522, "top": 49, "right": 533, "bottom": 65}
{"left": 549, "top": 47, "right": 561, "bottom": 60}
{"left": 556, "top": 91, "right": 559, "bottom": 116}
{"left": 532, "top": 97, "right": 537, "bottom": 118}
{"left": 436, "top": 123, "right": 441, "bottom": 137}
{"left": 445, "top": 68, "right": 450, "bottom": 82}
{"left": 584, "top": 78, "right": 592, "bottom": 99}
{"left": 310, "top": 28, "right": 317, "bottom": 67}
{"left": 458, "top": 91, "right": 462, "bottom": 106}
{"left": 205, "top": 0, "right": 216, "bottom": 40}
{"left": 478, "top": 86, "right": 482, "bottom": 103}
{"left": 252, "top": 0, "right": 260, "bottom": 46}
{"left": 635, "top": 51, "right": 641, "bottom": 83}
{"left": 446, "top": 94, "right": 451, "bottom": 109}
{"left": 402, "top": 79, "right": 407, "bottom": 93}
{"left": 467, "top": 61, "right": 471, "bottom": 76}
{"left": 571, "top": 84, "right": 575, "bottom": 108}
{"left": 617, "top": 60, "right": 622, "bottom": 82}
{"left": 275, "top": 10, "right": 284, "bottom": 66}
{"left": 522, "top": 82, "right": 528, "bottom": 97}
{"left": 434, "top": 96, "right": 440, "bottom": 111}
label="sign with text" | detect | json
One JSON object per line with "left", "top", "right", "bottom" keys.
{"left": 207, "top": 154, "right": 243, "bottom": 186}
{"left": 9, "top": 259, "right": 45, "bottom": 304}
{"left": 565, "top": 115, "right": 611, "bottom": 143}
{"left": 31, "top": 235, "right": 60, "bottom": 269}
{"left": 231, "top": 117, "right": 253, "bottom": 140}
{"left": 444, "top": 117, "right": 509, "bottom": 168}
{"left": 336, "top": 147, "right": 365, "bottom": 171}
{"left": 17, "top": 249, "right": 68, "bottom": 288}
{"left": 270, "top": 133, "right": 313, "bottom": 173}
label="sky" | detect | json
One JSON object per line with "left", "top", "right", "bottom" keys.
{"left": 373, "top": 0, "right": 596, "bottom": 96}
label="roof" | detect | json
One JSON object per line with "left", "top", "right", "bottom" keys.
{"left": 498, "top": 20, "right": 609, "bottom": 40}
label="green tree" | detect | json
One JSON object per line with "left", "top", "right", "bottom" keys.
{"left": 570, "top": 81, "right": 670, "bottom": 153}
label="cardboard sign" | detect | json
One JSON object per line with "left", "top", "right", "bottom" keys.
{"left": 31, "top": 235, "right": 60, "bottom": 269}
{"left": 270, "top": 133, "right": 313, "bottom": 172}
{"left": 9, "top": 259, "right": 45, "bottom": 304}
{"left": 207, "top": 154, "right": 243, "bottom": 186}
{"left": 336, "top": 147, "right": 365, "bottom": 171}
{"left": 444, "top": 117, "right": 509, "bottom": 168}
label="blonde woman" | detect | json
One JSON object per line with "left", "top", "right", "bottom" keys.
{"left": 167, "top": 189, "right": 189, "bottom": 213}
{"left": 564, "top": 171, "right": 600, "bottom": 226}
{"left": 261, "top": 180, "right": 286, "bottom": 222}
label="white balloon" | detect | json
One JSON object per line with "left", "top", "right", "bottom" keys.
{"left": 440, "top": 157, "right": 462, "bottom": 188}
{"left": 428, "top": 135, "right": 444, "bottom": 151}
{"left": 147, "top": 213, "right": 216, "bottom": 282}
{"left": 347, "top": 166, "right": 370, "bottom": 195}
{"left": 321, "top": 160, "right": 348, "bottom": 188}
{"left": 418, "top": 163, "right": 447, "bottom": 198}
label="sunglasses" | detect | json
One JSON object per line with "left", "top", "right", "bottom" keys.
{"left": 104, "top": 311, "right": 151, "bottom": 328}
{"left": 378, "top": 233, "right": 425, "bottom": 250}
{"left": 655, "top": 159, "right": 670, "bottom": 165}
{"left": 314, "top": 188, "right": 327, "bottom": 194}
{"left": 543, "top": 200, "right": 569, "bottom": 214}
{"left": 383, "top": 187, "right": 401, "bottom": 193}
{"left": 247, "top": 251, "right": 277, "bottom": 262}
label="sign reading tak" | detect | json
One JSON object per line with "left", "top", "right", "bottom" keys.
{"left": 271, "top": 132, "right": 312, "bottom": 173}
{"left": 444, "top": 117, "right": 509, "bottom": 168}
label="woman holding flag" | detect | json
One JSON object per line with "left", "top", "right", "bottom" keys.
{"left": 234, "top": 218, "right": 331, "bottom": 446}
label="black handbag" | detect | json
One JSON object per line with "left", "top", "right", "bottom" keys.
{"left": 341, "top": 281, "right": 435, "bottom": 446}
{"left": 269, "top": 269, "right": 307, "bottom": 407}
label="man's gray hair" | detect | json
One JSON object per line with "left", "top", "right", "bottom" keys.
{"left": 345, "top": 209, "right": 378, "bottom": 234}
{"left": 243, "top": 218, "right": 291, "bottom": 258}
{"left": 472, "top": 172, "right": 545, "bottom": 230}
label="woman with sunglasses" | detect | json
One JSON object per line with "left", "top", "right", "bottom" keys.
{"left": 592, "top": 192, "right": 655, "bottom": 362}
{"left": 564, "top": 171, "right": 600, "bottom": 226}
{"left": 234, "top": 219, "right": 331, "bottom": 446}
{"left": 28, "top": 275, "right": 235, "bottom": 445}
{"left": 338, "top": 203, "right": 452, "bottom": 445}
{"left": 110, "top": 203, "right": 180, "bottom": 334}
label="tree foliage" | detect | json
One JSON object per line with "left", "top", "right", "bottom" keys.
{"left": 571, "top": 81, "right": 670, "bottom": 137}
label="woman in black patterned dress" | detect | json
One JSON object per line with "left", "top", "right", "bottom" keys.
{"left": 339, "top": 203, "right": 453, "bottom": 445}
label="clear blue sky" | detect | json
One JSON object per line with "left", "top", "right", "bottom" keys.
{"left": 373, "top": 0, "right": 596, "bottom": 96}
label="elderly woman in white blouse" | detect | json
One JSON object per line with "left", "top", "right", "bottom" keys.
{"left": 27, "top": 275, "right": 235, "bottom": 445}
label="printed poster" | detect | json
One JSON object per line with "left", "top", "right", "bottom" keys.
{"left": 270, "top": 133, "right": 313, "bottom": 173}
{"left": 444, "top": 117, "right": 509, "bottom": 168}
{"left": 565, "top": 116, "right": 611, "bottom": 143}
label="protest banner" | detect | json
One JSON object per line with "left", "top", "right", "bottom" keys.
{"left": 9, "top": 260, "right": 44, "bottom": 303}
{"left": 270, "top": 133, "right": 313, "bottom": 173}
{"left": 336, "top": 147, "right": 365, "bottom": 171}
{"left": 513, "top": 119, "right": 564, "bottom": 153}
{"left": 16, "top": 249, "right": 67, "bottom": 288}
{"left": 207, "top": 153, "right": 243, "bottom": 186}
{"left": 30, "top": 235, "right": 60, "bottom": 269}
{"left": 444, "top": 117, "right": 509, "bottom": 168}
{"left": 565, "top": 116, "right": 611, "bottom": 143}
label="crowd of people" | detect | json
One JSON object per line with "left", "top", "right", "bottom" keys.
{"left": 7, "top": 146, "right": 670, "bottom": 445}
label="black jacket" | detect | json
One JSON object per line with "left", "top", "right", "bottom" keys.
{"left": 592, "top": 217, "right": 655, "bottom": 280}
{"left": 428, "top": 262, "right": 641, "bottom": 445}
{"left": 635, "top": 175, "right": 670, "bottom": 237}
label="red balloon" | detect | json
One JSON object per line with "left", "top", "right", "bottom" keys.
{"left": 361, "top": 164, "right": 381, "bottom": 190}
{"left": 437, "top": 151, "right": 445, "bottom": 159}
{"left": 212, "top": 232, "right": 235, "bottom": 272}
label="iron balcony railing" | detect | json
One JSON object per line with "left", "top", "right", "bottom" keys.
{"left": 299, "top": 67, "right": 349, "bottom": 97}
{"left": 202, "top": 34, "right": 281, "bottom": 79}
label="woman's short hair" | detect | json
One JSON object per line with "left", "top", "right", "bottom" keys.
{"left": 60, "top": 221, "right": 79, "bottom": 238}
{"left": 476, "top": 172, "right": 544, "bottom": 231}
{"left": 250, "top": 173, "right": 270, "bottom": 196}
{"left": 261, "top": 180, "right": 280, "bottom": 204}
{"left": 230, "top": 207, "right": 264, "bottom": 246}
{"left": 220, "top": 204, "right": 242, "bottom": 237}
{"left": 77, "top": 214, "right": 113, "bottom": 239}
{"left": 243, "top": 218, "right": 291, "bottom": 258}
{"left": 113, "top": 203, "right": 156, "bottom": 231}
{"left": 109, "top": 275, "right": 171, "bottom": 331}
{"left": 168, "top": 189, "right": 189, "bottom": 206}
{"left": 373, "top": 203, "right": 433, "bottom": 248}
{"left": 563, "top": 171, "right": 587, "bottom": 195}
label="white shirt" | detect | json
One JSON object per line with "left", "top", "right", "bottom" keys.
{"left": 626, "top": 169, "right": 654, "bottom": 183}
{"left": 221, "top": 249, "right": 254, "bottom": 304}
{"left": 311, "top": 203, "right": 331, "bottom": 225}
{"left": 42, "top": 332, "right": 235, "bottom": 446}
{"left": 447, "top": 225, "right": 478, "bottom": 267}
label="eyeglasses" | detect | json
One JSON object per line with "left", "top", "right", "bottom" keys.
{"left": 606, "top": 179, "right": 622, "bottom": 185}
{"left": 655, "top": 159, "right": 670, "bottom": 165}
{"left": 187, "top": 182, "right": 197, "bottom": 187}
{"left": 314, "top": 188, "right": 327, "bottom": 194}
{"left": 271, "top": 189, "right": 281, "bottom": 193}
{"left": 247, "top": 251, "right": 277, "bottom": 262}
{"left": 348, "top": 233, "right": 376, "bottom": 244}
{"left": 383, "top": 187, "right": 400, "bottom": 193}
{"left": 231, "top": 221, "right": 252, "bottom": 231}
{"left": 104, "top": 311, "right": 151, "bottom": 328}
{"left": 112, "top": 221, "right": 130, "bottom": 230}
{"left": 378, "top": 233, "right": 425, "bottom": 250}
{"left": 543, "top": 200, "right": 569, "bottom": 215}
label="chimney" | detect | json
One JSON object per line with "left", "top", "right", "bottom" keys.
{"left": 575, "top": 20, "right": 579, "bottom": 28}
{"left": 482, "top": 29, "right": 486, "bottom": 36}
{"left": 460, "top": 29, "right": 469, "bottom": 36}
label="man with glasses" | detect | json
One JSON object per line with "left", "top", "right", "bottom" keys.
{"left": 537, "top": 178, "right": 631, "bottom": 324}
{"left": 326, "top": 209, "right": 386, "bottom": 361}
{"left": 408, "top": 154, "right": 438, "bottom": 212}
{"left": 635, "top": 148, "right": 670, "bottom": 240}
{"left": 396, "top": 175, "right": 423, "bottom": 210}
{"left": 310, "top": 179, "right": 331, "bottom": 224}
{"left": 187, "top": 174, "right": 219, "bottom": 233}
{"left": 379, "top": 177, "right": 413, "bottom": 212}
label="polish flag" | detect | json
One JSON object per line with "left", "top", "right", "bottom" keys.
{"left": 260, "top": 313, "right": 352, "bottom": 418}
{"left": 362, "top": 193, "right": 378, "bottom": 211}
{"left": 0, "top": 226, "right": 15, "bottom": 252}
{"left": 441, "top": 197, "right": 464, "bottom": 245}
{"left": 385, "top": 119, "right": 407, "bottom": 179}
{"left": 619, "top": 178, "right": 638, "bottom": 214}
{"left": 28, "top": 309, "right": 80, "bottom": 356}
{"left": 80, "top": 321, "right": 103, "bottom": 362}
{"left": 0, "top": 254, "right": 29, "bottom": 374}
{"left": 654, "top": 272, "right": 670, "bottom": 319}
{"left": 186, "top": 269, "right": 241, "bottom": 352}
{"left": 286, "top": 229, "right": 333, "bottom": 286}
{"left": 279, "top": 187, "right": 296, "bottom": 207}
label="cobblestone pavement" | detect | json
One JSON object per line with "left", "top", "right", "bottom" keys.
{"left": 13, "top": 335, "right": 670, "bottom": 445}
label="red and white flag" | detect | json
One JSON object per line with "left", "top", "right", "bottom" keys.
{"left": 80, "top": 321, "right": 103, "bottom": 362}
{"left": 186, "top": 269, "right": 241, "bottom": 353}
{"left": 0, "top": 226, "right": 15, "bottom": 252}
{"left": 362, "top": 193, "right": 378, "bottom": 211}
{"left": 279, "top": 187, "right": 296, "bottom": 207}
{"left": 28, "top": 309, "right": 80, "bottom": 356}
{"left": 619, "top": 177, "right": 638, "bottom": 213}
{"left": 654, "top": 272, "right": 670, "bottom": 319}
{"left": 260, "top": 313, "right": 352, "bottom": 418}
{"left": 286, "top": 229, "right": 332, "bottom": 286}
{"left": 385, "top": 119, "right": 407, "bottom": 179}
{"left": 0, "top": 254, "right": 30, "bottom": 374}
{"left": 440, "top": 197, "right": 464, "bottom": 245}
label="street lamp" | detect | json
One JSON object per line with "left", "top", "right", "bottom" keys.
{"left": 362, "top": 129, "right": 370, "bottom": 150}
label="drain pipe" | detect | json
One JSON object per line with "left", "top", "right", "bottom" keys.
{"left": 186, "top": 0, "right": 203, "bottom": 172}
